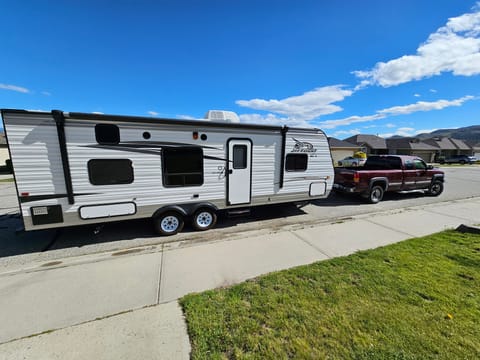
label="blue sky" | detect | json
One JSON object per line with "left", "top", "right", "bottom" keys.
{"left": 1, "top": 0, "right": 479, "bottom": 139}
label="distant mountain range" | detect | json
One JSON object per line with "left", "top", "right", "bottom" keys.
{"left": 412, "top": 125, "right": 480, "bottom": 145}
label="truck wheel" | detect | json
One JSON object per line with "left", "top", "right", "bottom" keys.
{"left": 368, "top": 185, "right": 384, "bottom": 204}
{"left": 460, "top": 160, "right": 465, "bottom": 165}
{"left": 192, "top": 208, "right": 217, "bottom": 231}
{"left": 426, "top": 180, "right": 443, "bottom": 197}
{"left": 153, "top": 211, "right": 184, "bottom": 236}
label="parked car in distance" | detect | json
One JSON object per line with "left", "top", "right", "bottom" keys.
{"left": 439, "top": 155, "right": 477, "bottom": 165}
{"left": 334, "top": 155, "right": 445, "bottom": 203}
{"left": 337, "top": 156, "right": 366, "bottom": 167}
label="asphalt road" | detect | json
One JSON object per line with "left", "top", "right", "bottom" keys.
{"left": 1, "top": 165, "right": 479, "bottom": 266}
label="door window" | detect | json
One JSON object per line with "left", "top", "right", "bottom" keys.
{"left": 233, "top": 145, "right": 247, "bottom": 169}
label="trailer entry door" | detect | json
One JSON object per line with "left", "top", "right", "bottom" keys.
{"left": 227, "top": 139, "right": 252, "bottom": 205}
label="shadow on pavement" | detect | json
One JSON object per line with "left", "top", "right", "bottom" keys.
{"left": 0, "top": 203, "right": 307, "bottom": 259}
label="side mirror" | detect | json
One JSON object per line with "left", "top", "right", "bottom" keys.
{"left": 427, "top": 164, "right": 434, "bottom": 170}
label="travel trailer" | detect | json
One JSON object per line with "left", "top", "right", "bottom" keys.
{"left": 1, "top": 109, "right": 334, "bottom": 235}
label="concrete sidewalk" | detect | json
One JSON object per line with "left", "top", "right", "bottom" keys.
{"left": 1, "top": 197, "right": 479, "bottom": 359}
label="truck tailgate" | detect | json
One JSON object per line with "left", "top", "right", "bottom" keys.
{"left": 334, "top": 168, "right": 356, "bottom": 185}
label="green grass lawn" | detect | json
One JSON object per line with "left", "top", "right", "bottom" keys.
{"left": 180, "top": 230, "right": 480, "bottom": 359}
{"left": 0, "top": 178, "right": 13, "bottom": 182}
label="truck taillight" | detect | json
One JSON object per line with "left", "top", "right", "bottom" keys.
{"left": 353, "top": 173, "right": 360, "bottom": 183}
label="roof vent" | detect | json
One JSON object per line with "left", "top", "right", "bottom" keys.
{"left": 204, "top": 110, "right": 240, "bottom": 123}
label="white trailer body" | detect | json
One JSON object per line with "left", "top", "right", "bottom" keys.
{"left": 1, "top": 109, "right": 334, "bottom": 234}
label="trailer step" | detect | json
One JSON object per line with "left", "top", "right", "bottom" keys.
{"left": 227, "top": 208, "right": 251, "bottom": 217}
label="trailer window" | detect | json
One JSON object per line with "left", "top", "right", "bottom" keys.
{"left": 95, "top": 124, "right": 120, "bottom": 144}
{"left": 88, "top": 159, "right": 134, "bottom": 185}
{"left": 285, "top": 153, "right": 308, "bottom": 171}
{"left": 162, "top": 147, "right": 203, "bottom": 187}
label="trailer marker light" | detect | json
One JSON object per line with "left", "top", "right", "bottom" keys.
{"left": 21, "top": 192, "right": 29, "bottom": 196}
{"left": 192, "top": 131, "right": 199, "bottom": 140}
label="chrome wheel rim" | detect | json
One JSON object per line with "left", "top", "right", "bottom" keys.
{"left": 371, "top": 188, "right": 382, "bottom": 201}
{"left": 196, "top": 211, "right": 213, "bottom": 228}
{"left": 161, "top": 216, "right": 179, "bottom": 233}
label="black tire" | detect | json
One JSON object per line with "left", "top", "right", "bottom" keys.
{"left": 426, "top": 180, "right": 444, "bottom": 197}
{"left": 460, "top": 160, "right": 465, "bottom": 165}
{"left": 192, "top": 208, "right": 217, "bottom": 231}
{"left": 153, "top": 211, "right": 184, "bottom": 236}
{"left": 439, "top": 159, "right": 445, "bottom": 164}
{"left": 367, "top": 185, "right": 384, "bottom": 204}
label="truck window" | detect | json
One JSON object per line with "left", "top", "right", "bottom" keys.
{"left": 88, "top": 159, "right": 134, "bottom": 185}
{"left": 405, "top": 160, "right": 414, "bottom": 170}
{"left": 414, "top": 159, "right": 427, "bottom": 170}
{"left": 366, "top": 156, "right": 401, "bottom": 169}
{"left": 162, "top": 147, "right": 204, "bottom": 187}
{"left": 285, "top": 153, "right": 308, "bottom": 172}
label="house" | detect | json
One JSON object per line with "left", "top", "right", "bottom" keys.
{"left": 386, "top": 137, "right": 438, "bottom": 163}
{"left": 328, "top": 137, "right": 361, "bottom": 165}
{"left": 449, "top": 138, "right": 473, "bottom": 156}
{"left": 423, "top": 137, "right": 472, "bottom": 161}
{"left": 465, "top": 141, "right": 480, "bottom": 159}
{"left": 343, "top": 134, "right": 388, "bottom": 155}
{"left": 0, "top": 131, "right": 9, "bottom": 166}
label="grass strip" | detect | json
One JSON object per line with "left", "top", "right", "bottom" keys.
{"left": 181, "top": 230, "right": 480, "bottom": 359}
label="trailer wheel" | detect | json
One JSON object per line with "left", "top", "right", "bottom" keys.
{"left": 426, "top": 180, "right": 443, "bottom": 197}
{"left": 153, "top": 211, "right": 184, "bottom": 236}
{"left": 368, "top": 185, "right": 384, "bottom": 204}
{"left": 192, "top": 208, "right": 217, "bottom": 231}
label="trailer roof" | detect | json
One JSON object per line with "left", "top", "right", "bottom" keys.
{"left": 1, "top": 109, "right": 324, "bottom": 135}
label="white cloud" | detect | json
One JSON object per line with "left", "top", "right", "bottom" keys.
{"left": 318, "top": 95, "right": 474, "bottom": 129}
{"left": 331, "top": 129, "right": 361, "bottom": 138}
{"left": 41, "top": 91, "right": 51, "bottom": 96}
{"left": 147, "top": 111, "right": 159, "bottom": 116}
{"left": 386, "top": 123, "right": 396, "bottom": 128}
{"left": 318, "top": 113, "right": 386, "bottom": 129}
{"left": 378, "top": 96, "right": 474, "bottom": 115}
{"left": 0, "top": 83, "right": 29, "bottom": 93}
{"left": 239, "top": 113, "right": 311, "bottom": 128}
{"left": 354, "top": 4, "right": 480, "bottom": 87}
{"left": 379, "top": 127, "right": 439, "bottom": 138}
{"left": 177, "top": 114, "right": 196, "bottom": 120}
{"left": 236, "top": 85, "right": 353, "bottom": 121}
{"left": 92, "top": 111, "right": 104, "bottom": 114}
{"left": 414, "top": 93, "right": 421, "bottom": 97}
{"left": 429, "top": 89, "right": 438, "bottom": 93}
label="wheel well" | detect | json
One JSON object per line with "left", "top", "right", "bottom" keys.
{"left": 152, "top": 203, "right": 218, "bottom": 218}
{"left": 152, "top": 206, "right": 187, "bottom": 219}
{"left": 190, "top": 203, "right": 218, "bottom": 215}
{"left": 370, "top": 180, "right": 387, "bottom": 190}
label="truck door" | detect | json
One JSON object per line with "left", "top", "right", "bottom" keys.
{"left": 402, "top": 159, "right": 417, "bottom": 190}
{"left": 413, "top": 159, "right": 430, "bottom": 188}
{"left": 227, "top": 139, "right": 252, "bottom": 205}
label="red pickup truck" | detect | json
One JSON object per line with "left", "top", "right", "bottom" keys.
{"left": 333, "top": 155, "right": 445, "bottom": 203}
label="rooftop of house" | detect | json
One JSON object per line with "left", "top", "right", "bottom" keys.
{"left": 386, "top": 137, "right": 438, "bottom": 151}
{"left": 343, "top": 134, "right": 387, "bottom": 150}
{"left": 423, "top": 137, "right": 459, "bottom": 150}
{"left": 328, "top": 137, "right": 359, "bottom": 148}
